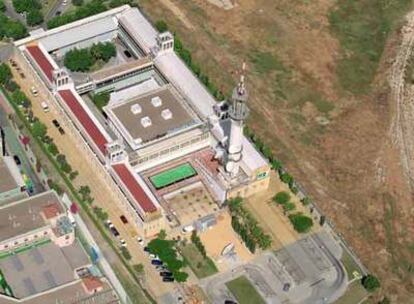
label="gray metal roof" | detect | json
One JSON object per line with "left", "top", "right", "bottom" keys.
{"left": 39, "top": 16, "right": 118, "bottom": 52}
{"left": 154, "top": 52, "right": 216, "bottom": 119}
{"left": 0, "top": 157, "right": 18, "bottom": 193}
{"left": 118, "top": 8, "right": 158, "bottom": 54}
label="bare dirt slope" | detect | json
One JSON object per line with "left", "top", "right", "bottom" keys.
{"left": 139, "top": 0, "right": 414, "bottom": 302}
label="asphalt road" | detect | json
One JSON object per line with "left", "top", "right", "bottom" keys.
{"left": 44, "top": 0, "right": 69, "bottom": 23}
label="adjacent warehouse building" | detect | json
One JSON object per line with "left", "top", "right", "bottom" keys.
{"left": 14, "top": 5, "right": 270, "bottom": 237}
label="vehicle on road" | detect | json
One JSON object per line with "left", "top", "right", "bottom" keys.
{"left": 151, "top": 259, "right": 162, "bottom": 266}
{"left": 182, "top": 224, "right": 195, "bottom": 233}
{"left": 105, "top": 219, "right": 114, "bottom": 228}
{"left": 124, "top": 50, "right": 132, "bottom": 58}
{"left": 143, "top": 246, "right": 150, "bottom": 252}
{"left": 30, "top": 87, "right": 38, "bottom": 97}
{"left": 137, "top": 237, "right": 144, "bottom": 246}
{"left": 120, "top": 215, "right": 128, "bottom": 224}
{"left": 58, "top": 126, "right": 65, "bottom": 135}
{"left": 120, "top": 239, "right": 127, "bottom": 247}
{"left": 162, "top": 277, "right": 174, "bottom": 282}
{"left": 159, "top": 271, "right": 173, "bottom": 277}
{"left": 52, "top": 119, "right": 60, "bottom": 128}
{"left": 41, "top": 101, "right": 49, "bottom": 112}
{"left": 13, "top": 155, "right": 21, "bottom": 166}
{"left": 224, "top": 300, "right": 237, "bottom": 304}
{"left": 149, "top": 253, "right": 158, "bottom": 259}
{"left": 110, "top": 226, "right": 120, "bottom": 238}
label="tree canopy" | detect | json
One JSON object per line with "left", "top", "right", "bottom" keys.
{"left": 361, "top": 274, "right": 380, "bottom": 292}
{"left": 12, "top": 0, "right": 41, "bottom": 14}
{"left": 26, "top": 9, "right": 43, "bottom": 26}
{"left": 90, "top": 42, "right": 116, "bottom": 62}
{"left": 64, "top": 48, "right": 93, "bottom": 72}
{"left": 273, "top": 191, "right": 290, "bottom": 205}
{"left": 0, "top": 13, "right": 27, "bottom": 40}
{"left": 288, "top": 213, "right": 313, "bottom": 233}
{"left": 31, "top": 121, "right": 47, "bottom": 139}
{"left": 0, "top": 63, "right": 12, "bottom": 85}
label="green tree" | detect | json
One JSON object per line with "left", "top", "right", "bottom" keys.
{"left": 90, "top": 42, "right": 116, "bottom": 62}
{"left": 56, "top": 154, "right": 66, "bottom": 166}
{"left": 61, "top": 162, "right": 72, "bottom": 174}
{"left": 69, "top": 170, "right": 78, "bottom": 180}
{"left": 79, "top": 185, "right": 91, "bottom": 201}
{"left": 91, "top": 92, "right": 110, "bottom": 110}
{"left": 26, "top": 9, "right": 43, "bottom": 26}
{"left": 11, "top": 90, "right": 30, "bottom": 108}
{"left": 47, "top": 143, "right": 59, "bottom": 156}
{"left": 273, "top": 191, "right": 290, "bottom": 205}
{"left": 0, "top": 0, "right": 5, "bottom": 12}
{"left": 301, "top": 197, "right": 310, "bottom": 206}
{"left": 12, "top": 0, "right": 41, "bottom": 14}
{"left": 5, "top": 20, "right": 28, "bottom": 39}
{"left": 174, "top": 271, "right": 189, "bottom": 282}
{"left": 288, "top": 213, "right": 313, "bottom": 233}
{"left": 283, "top": 202, "right": 296, "bottom": 213}
{"left": 108, "top": 0, "right": 132, "bottom": 8}
{"left": 32, "top": 121, "right": 47, "bottom": 139}
{"left": 64, "top": 48, "right": 93, "bottom": 72}
{"left": 0, "top": 63, "right": 11, "bottom": 85}
{"left": 158, "top": 229, "right": 167, "bottom": 240}
{"left": 72, "top": 0, "right": 83, "bottom": 6}
{"left": 133, "top": 263, "right": 144, "bottom": 275}
{"left": 155, "top": 20, "right": 168, "bottom": 33}
{"left": 121, "top": 247, "right": 132, "bottom": 260}
{"left": 361, "top": 274, "right": 380, "bottom": 292}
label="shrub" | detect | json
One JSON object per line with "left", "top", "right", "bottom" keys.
{"left": 47, "top": 143, "right": 59, "bottom": 156}
{"left": 91, "top": 92, "right": 110, "bottom": 110}
{"left": 72, "top": 0, "right": 83, "bottom": 6}
{"left": 69, "top": 170, "right": 78, "bottom": 180}
{"left": 90, "top": 42, "right": 116, "bottom": 62}
{"left": 12, "top": 0, "right": 41, "bottom": 14}
{"left": 0, "top": 0, "right": 5, "bottom": 12}
{"left": 288, "top": 213, "right": 313, "bottom": 233}
{"left": 0, "top": 13, "right": 28, "bottom": 39}
{"left": 283, "top": 202, "right": 296, "bottom": 212}
{"left": 26, "top": 9, "right": 43, "bottom": 26}
{"left": 0, "top": 63, "right": 12, "bottom": 85}
{"left": 4, "top": 80, "right": 19, "bottom": 92}
{"left": 121, "top": 247, "right": 132, "bottom": 260}
{"left": 31, "top": 121, "right": 47, "bottom": 139}
{"left": 361, "top": 274, "right": 380, "bottom": 292}
{"left": 273, "top": 191, "right": 290, "bottom": 205}
{"left": 155, "top": 20, "right": 168, "bottom": 33}
{"left": 64, "top": 48, "right": 93, "bottom": 72}
{"left": 133, "top": 263, "right": 144, "bottom": 274}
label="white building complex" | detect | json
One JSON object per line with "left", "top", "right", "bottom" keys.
{"left": 14, "top": 5, "right": 270, "bottom": 237}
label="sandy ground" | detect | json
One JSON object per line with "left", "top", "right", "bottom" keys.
{"left": 200, "top": 212, "right": 253, "bottom": 271}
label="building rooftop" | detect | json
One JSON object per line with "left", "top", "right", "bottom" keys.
{"left": 107, "top": 87, "right": 195, "bottom": 145}
{"left": 57, "top": 89, "right": 109, "bottom": 155}
{"left": 90, "top": 57, "right": 152, "bottom": 84}
{"left": 112, "top": 163, "right": 158, "bottom": 213}
{"left": 25, "top": 45, "right": 55, "bottom": 82}
{"left": 0, "top": 242, "right": 75, "bottom": 299}
{"left": 0, "top": 191, "right": 63, "bottom": 242}
{"left": 0, "top": 158, "right": 19, "bottom": 194}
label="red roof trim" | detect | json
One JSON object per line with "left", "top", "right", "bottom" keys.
{"left": 112, "top": 164, "right": 157, "bottom": 213}
{"left": 26, "top": 45, "right": 54, "bottom": 82}
{"left": 58, "top": 90, "right": 107, "bottom": 154}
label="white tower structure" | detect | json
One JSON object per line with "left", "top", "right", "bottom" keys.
{"left": 225, "top": 63, "right": 249, "bottom": 177}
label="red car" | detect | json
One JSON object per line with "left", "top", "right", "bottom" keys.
{"left": 120, "top": 215, "right": 128, "bottom": 224}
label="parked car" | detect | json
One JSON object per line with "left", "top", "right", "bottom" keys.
{"left": 120, "top": 215, "right": 128, "bottom": 224}
{"left": 52, "top": 119, "right": 60, "bottom": 128}
{"left": 162, "top": 277, "right": 174, "bottom": 282}
{"left": 136, "top": 237, "right": 144, "bottom": 246}
{"left": 149, "top": 253, "right": 158, "bottom": 259}
{"left": 56, "top": 10, "right": 61, "bottom": 16}
{"left": 124, "top": 50, "right": 132, "bottom": 58}
{"left": 182, "top": 224, "right": 194, "bottom": 233}
{"left": 41, "top": 101, "right": 49, "bottom": 113}
{"left": 143, "top": 246, "right": 150, "bottom": 252}
{"left": 151, "top": 259, "right": 162, "bottom": 266}
{"left": 105, "top": 219, "right": 114, "bottom": 228}
{"left": 224, "top": 300, "right": 237, "bottom": 304}
{"left": 120, "top": 239, "right": 127, "bottom": 247}
{"left": 30, "top": 87, "right": 38, "bottom": 97}
{"left": 13, "top": 155, "right": 21, "bottom": 166}
{"left": 159, "top": 271, "right": 173, "bottom": 277}
{"left": 110, "top": 227, "right": 120, "bottom": 238}
{"left": 58, "top": 126, "right": 65, "bottom": 135}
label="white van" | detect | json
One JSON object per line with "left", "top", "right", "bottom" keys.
{"left": 182, "top": 224, "right": 195, "bottom": 233}
{"left": 41, "top": 101, "right": 49, "bottom": 112}
{"left": 31, "top": 87, "right": 38, "bottom": 97}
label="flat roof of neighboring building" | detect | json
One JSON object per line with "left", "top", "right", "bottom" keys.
{"left": 58, "top": 89, "right": 108, "bottom": 155}
{"left": 112, "top": 163, "right": 158, "bottom": 213}
{"left": 0, "top": 191, "right": 63, "bottom": 242}
{"left": 0, "top": 242, "right": 75, "bottom": 299}
{"left": 0, "top": 158, "right": 18, "bottom": 194}
{"left": 26, "top": 45, "right": 54, "bottom": 82}
{"left": 90, "top": 57, "right": 152, "bottom": 83}
{"left": 108, "top": 87, "right": 195, "bottom": 145}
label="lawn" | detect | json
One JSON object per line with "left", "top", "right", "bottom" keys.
{"left": 341, "top": 246, "right": 363, "bottom": 281}
{"left": 180, "top": 243, "right": 218, "bottom": 279}
{"left": 334, "top": 281, "right": 368, "bottom": 304}
{"left": 226, "top": 276, "right": 265, "bottom": 304}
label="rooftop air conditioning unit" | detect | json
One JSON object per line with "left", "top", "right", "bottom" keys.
{"left": 151, "top": 96, "right": 162, "bottom": 107}
{"left": 141, "top": 116, "right": 152, "bottom": 128}
{"left": 161, "top": 109, "right": 172, "bottom": 120}
{"left": 130, "top": 104, "right": 142, "bottom": 115}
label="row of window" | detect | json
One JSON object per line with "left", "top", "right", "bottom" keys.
{"left": 130, "top": 133, "right": 209, "bottom": 166}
